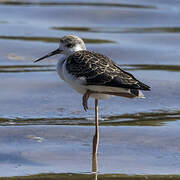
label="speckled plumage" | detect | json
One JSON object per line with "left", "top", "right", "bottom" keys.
{"left": 66, "top": 50, "right": 150, "bottom": 91}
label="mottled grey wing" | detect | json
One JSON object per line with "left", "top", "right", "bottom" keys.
{"left": 66, "top": 50, "right": 150, "bottom": 90}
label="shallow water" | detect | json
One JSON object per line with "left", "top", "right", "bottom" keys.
{"left": 0, "top": 0, "right": 180, "bottom": 178}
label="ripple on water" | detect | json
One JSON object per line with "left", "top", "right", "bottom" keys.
{"left": 0, "top": 1, "right": 156, "bottom": 9}
{"left": 52, "top": 26, "right": 180, "bottom": 34}
{"left": 0, "top": 0, "right": 180, "bottom": 177}
{"left": 0, "top": 110, "right": 180, "bottom": 126}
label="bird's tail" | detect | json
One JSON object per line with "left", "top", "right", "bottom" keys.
{"left": 138, "top": 90, "right": 146, "bottom": 98}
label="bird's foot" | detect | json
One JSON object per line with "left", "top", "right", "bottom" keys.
{"left": 82, "top": 90, "right": 92, "bottom": 111}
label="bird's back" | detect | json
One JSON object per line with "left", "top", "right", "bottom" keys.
{"left": 66, "top": 50, "right": 150, "bottom": 91}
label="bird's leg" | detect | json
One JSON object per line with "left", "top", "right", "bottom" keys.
{"left": 92, "top": 99, "right": 99, "bottom": 173}
{"left": 82, "top": 90, "right": 92, "bottom": 111}
{"left": 93, "top": 99, "right": 99, "bottom": 154}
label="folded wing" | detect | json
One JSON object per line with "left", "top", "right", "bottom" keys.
{"left": 66, "top": 50, "right": 150, "bottom": 91}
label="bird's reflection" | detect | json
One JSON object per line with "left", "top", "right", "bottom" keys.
{"left": 92, "top": 99, "right": 99, "bottom": 180}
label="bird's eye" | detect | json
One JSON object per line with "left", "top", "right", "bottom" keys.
{"left": 66, "top": 43, "right": 73, "bottom": 48}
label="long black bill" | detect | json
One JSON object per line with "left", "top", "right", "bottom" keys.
{"left": 34, "top": 48, "right": 62, "bottom": 63}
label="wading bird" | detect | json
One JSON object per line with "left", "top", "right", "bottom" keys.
{"left": 34, "top": 35, "right": 150, "bottom": 157}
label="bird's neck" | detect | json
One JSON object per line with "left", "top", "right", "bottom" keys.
{"left": 73, "top": 44, "right": 86, "bottom": 52}
{"left": 64, "top": 44, "right": 86, "bottom": 56}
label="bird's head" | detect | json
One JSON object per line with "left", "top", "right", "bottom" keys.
{"left": 34, "top": 35, "right": 86, "bottom": 63}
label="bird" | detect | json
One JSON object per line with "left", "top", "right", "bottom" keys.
{"left": 34, "top": 35, "right": 150, "bottom": 154}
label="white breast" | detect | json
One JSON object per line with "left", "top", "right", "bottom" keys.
{"left": 56, "top": 56, "right": 66, "bottom": 81}
{"left": 57, "top": 58, "right": 111, "bottom": 100}
{"left": 57, "top": 56, "right": 86, "bottom": 94}
{"left": 62, "top": 60, "right": 87, "bottom": 94}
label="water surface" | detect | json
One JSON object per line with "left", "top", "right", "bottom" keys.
{"left": 0, "top": 0, "right": 180, "bottom": 178}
